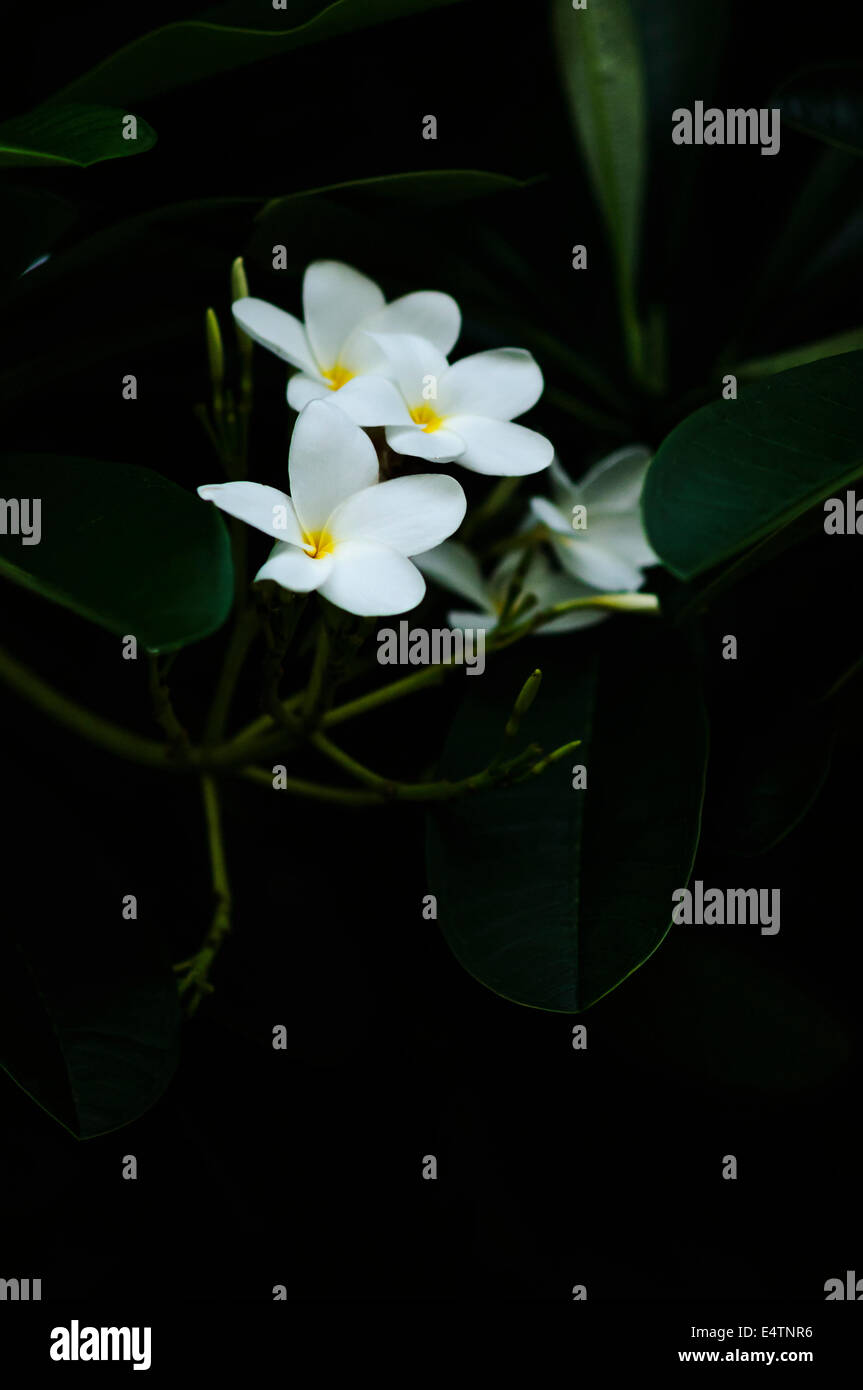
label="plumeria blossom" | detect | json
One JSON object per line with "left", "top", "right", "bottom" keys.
{"left": 362, "top": 332, "right": 554, "bottom": 476}
{"left": 414, "top": 542, "right": 606, "bottom": 635}
{"left": 231, "top": 260, "right": 461, "bottom": 425}
{"left": 529, "top": 446, "right": 658, "bottom": 591}
{"left": 197, "top": 400, "right": 466, "bottom": 617}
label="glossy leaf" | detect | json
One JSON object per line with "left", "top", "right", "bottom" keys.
{"left": 643, "top": 350, "right": 863, "bottom": 579}
{"left": 0, "top": 102, "right": 156, "bottom": 167}
{"left": 0, "top": 454, "right": 233, "bottom": 652}
{"left": 426, "top": 626, "right": 708, "bottom": 1012}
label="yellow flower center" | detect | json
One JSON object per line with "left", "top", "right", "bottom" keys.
{"left": 303, "top": 529, "right": 335, "bottom": 560}
{"left": 321, "top": 363, "right": 354, "bottom": 391}
{"left": 409, "top": 403, "right": 445, "bottom": 432}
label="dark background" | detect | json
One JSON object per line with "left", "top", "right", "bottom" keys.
{"left": 1, "top": 0, "right": 862, "bottom": 1311}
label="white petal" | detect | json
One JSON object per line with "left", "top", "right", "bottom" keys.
{"left": 231, "top": 298, "right": 318, "bottom": 375}
{"left": 579, "top": 445, "right": 652, "bottom": 513}
{"left": 553, "top": 536, "right": 645, "bottom": 591}
{"left": 587, "top": 513, "right": 658, "bottom": 568}
{"left": 385, "top": 424, "right": 465, "bottom": 461}
{"left": 364, "top": 291, "right": 461, "bottom": 356}
{"left": 539, "top": 606, "right": 607, "bottom": 634}
{"left": 324, "top": 375, "right": 413, "bottom": 426}
{"left": 255, "top": 542, "right": 332, "bottom": 592}
{"left": 438, "top": 348, "right": 543, "bottom": 421}
{"left": 445, "top": 416, "right": 554, "bottom": 476}
{"left": 413, "top": 541, "right": 491, "bottom": 609}
{"left": 365, "top": 331, "right": 450, "bottom": 408}
{"left": 531, "top": 572, "right": 609, "bottom": 633}
{"left": 317, "top": 541, "right": 426, "bottom": 616}
{"left": 288, "top": 399, "right": 379, "bottom": 534}
{"left": 328, "top": 473, "right": 466, "bottom": 556}
{"left": 529, "top": 494, "right": 574, "bottom": 536}
{"left": 448, "top": 608, "right": 498, "bottom": 633}
{"left": 287, "top": 373, "right": 331, "bottom": 412}
{"left": 548, "top": 455, "right": 578, "bottom": 508}
{"left": 338, "top": 328, "right": 390, "bottom": 377}
{"left": 303, "top": 261, "right": 384, "bottom": 371}
{"left": 197, "top": 481, "right": 303, "bottom": 543}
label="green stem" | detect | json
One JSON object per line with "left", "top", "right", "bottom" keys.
{"left": 204, "top": 605, "right": 260, "bottom": 744}
{"left": 147, "top": 654, "right": 190, "bottom": 755}
{"left": 302, "top": 619, "right": 331, "bottom": 725}
{"left": 174, "top": 775, "right": 232, "bottom": 1014}
{"left": 0, "top": 640, "right": 178, "bottom": 767}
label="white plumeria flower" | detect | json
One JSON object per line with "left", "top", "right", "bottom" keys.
{"left": 361, "top": 332, "right": 554, "bottom": 476}
{"left": 414, "top": 542, "right": 605, "bottom": 634}
{"left": 197, "top": 400, "right": 466, "bottom": 617}
{"left": 231, "top": 259, "right": 461, "bottom": 426}
{"left": 529, "top": 447, "right": 658, "bottom": 591}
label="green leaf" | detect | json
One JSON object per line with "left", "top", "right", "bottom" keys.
{"left": 0, "top": 103, "right": 156, "bottom": 168}
{"left": 425, "top": 626, "right": 708, "bottom": 1012}
{"left": 643, "top": 350, "right": 863, "bottom": 580}
{"left": 47, "top": 0, "right": 467, "bottom": 107}
{"left": 0, "top": 923, "right": 180, "bottom": 1139}
{"left": 0, "top": 454, "right": 233, "bottom": 653}
{"left": 551, "top": 0, "right": 646, "bottom": 351}
{"left": 776, "top": 63, "right": 863, "bottom": 157}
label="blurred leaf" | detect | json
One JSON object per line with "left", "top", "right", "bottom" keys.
{"left": 742, "top": 147, "right": 863, "bottom": 330}
{"left": 260, "top": 168, "right": 539, "bottom": 216}
{"left": 0, "top": 171, "right": 525, "bottom": 408}
{"left": 629, "top": 0, "right": 729, "bottom": 281}
{"left": 0, "top": 103, "right": 156, "bottom": 167}
{"left": 776, "top": 63, "right": 863, "bottom": 156}
{"left": 48, "top": 0, "right": 467, "bottom": 107}
{"left": 551, "top": 0, "right": 646, "bottom": 359}
{"left": 735, "top": 327, "right": 863, "bottom": 380}
{"left": 1, "top": 922, "right": 179, "bottom": 1139}
{"left": 426, "top": 626, "right": 707, "bottom": 1012}
{"left": 0, "top": 454, "right": 233, "bottom": 652}
{"left": 643, "top": 351, "right": 863, "bottom": 579}
{"left": 0, "top": 185, "right": 77, "bottom": 292}
{"left": 604, "top": 933, "right": 851, "bottom": 1094}
{"left": 705, "top": 708, "right": 834, "bottom": 858}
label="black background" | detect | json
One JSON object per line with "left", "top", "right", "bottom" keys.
{"left": 1, "top": 0, "right": 862, "bottom": 1326}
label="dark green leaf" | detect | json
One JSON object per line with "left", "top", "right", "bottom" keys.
{"left": 643, "top": 350, "right": 863, "bottom": 580}
{"left": 0, "top": 103, "right": 156, "bottom": 167}
{"left": 776, "top": 63, "right": 863, "bottom": 157}
{"left": 48, "top": 0, "right": 467, "bottom": 107}
{"left": 0, "top": 454, "right": 233, "bottom": 652}
{"left": 0, "top": 923, "right": 179, "bottom": 1139}
{"left": 426, "top": 625, "right": 708, "bottom": 1012}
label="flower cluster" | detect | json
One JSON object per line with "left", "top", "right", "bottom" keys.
{"left": 198, "top": 260, "right": 656, "bottom": 623}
